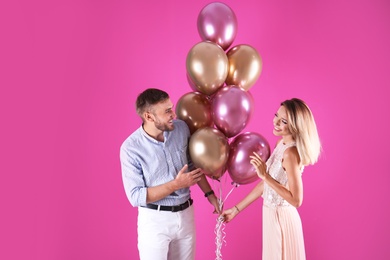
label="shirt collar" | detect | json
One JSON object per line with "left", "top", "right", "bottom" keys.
{"left": 139, "top": 124, "right": 167, "bottom": 144}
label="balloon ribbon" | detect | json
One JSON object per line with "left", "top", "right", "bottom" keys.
{"left": 214, "top": 181, "right": 239, "bottom": 260}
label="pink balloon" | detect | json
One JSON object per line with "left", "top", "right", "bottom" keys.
{"left": 197, "top": 2, "right": 237, "bottom": 50}
{"left": 212, "top": 85, "right": 254, "bottom": 138}
{"left": 227, "top": 132, "right": 270, "bottom": 185}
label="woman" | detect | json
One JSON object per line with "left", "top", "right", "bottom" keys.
{"left": 222, "top": 98, "right": 321, "bottom": 259}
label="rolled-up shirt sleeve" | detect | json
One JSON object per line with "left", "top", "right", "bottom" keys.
{"left": 120, "top": 142, "right": 147, "bottom": 207}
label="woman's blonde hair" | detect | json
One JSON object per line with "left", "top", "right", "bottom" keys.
{"left": 281, "top": 98, "right": 321, "bottom": 166}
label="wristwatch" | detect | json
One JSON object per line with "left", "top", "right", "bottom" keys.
{"left": 204, "top": 190, "right": 215, "bottom": 197}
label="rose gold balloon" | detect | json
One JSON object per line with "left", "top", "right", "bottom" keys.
{"left": 186, "top": 41, "right": 228, "bottom": 96}
{"left": 225, "top": 44, "right": 262, "bottom": 91}
{"left": 176, "top": 92, "right": 213, "bottom": 134}
{"left": 186, "top": 73, "right": 198, "bottom": 92}
{"left": 189, "top": 127, "right": 229, "bottom": 179}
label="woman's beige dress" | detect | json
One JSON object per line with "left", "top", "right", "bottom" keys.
{"left": 262, "top": 142, "right": 306, "bottom": 260}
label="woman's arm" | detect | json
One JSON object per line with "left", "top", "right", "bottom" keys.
{"left": 222, "top": 181, "right": 264, "bottom": 223}
{"left": 259, "top": 147, "right": 304, "bottom": 208}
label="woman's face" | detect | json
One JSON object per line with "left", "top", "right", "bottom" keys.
{"left": 273, "top": 105, "right": 291, "bottom": 137}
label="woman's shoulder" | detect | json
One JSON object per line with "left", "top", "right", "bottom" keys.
{"left": 283, "top": 145, "right": 300, "bottom": 165}
{"left": 284, "top": 145, "right": 298, "bottom": 156}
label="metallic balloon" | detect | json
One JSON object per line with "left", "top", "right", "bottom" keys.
{"left": 186, "top": 73, "right": 198, "bottom": 92}
{"left": 227, "top": 132, "right": 270, "bottom": 185}
{"left": 212, "top": 85, "right": 254, "bottom": 138}
{"left": 186, "top": 41, "right": 228, "bottom": 96}
{"left": 197, "top": 2, "right": 238, "bottom": 50}
{"left": 176, "top": 92, "right": 213, "bottom": 134}
{"left": 189, "top": 127, "right": 229, "bottom": 179}
{"left": 225, "top": 44, "right": 263, "bottom": 91}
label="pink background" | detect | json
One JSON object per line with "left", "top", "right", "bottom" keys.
{"left": 1, "top": 0, "right": 389, "bottom": 259}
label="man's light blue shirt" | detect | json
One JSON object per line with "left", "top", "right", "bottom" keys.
{"left": 120, "top": 119, "right": 193, "bottom": 207}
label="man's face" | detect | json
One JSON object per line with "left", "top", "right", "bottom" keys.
{"left": 149, "top": 99, "right": 176, "bottom": 132}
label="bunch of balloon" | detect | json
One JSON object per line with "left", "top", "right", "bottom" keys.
{"left": 176, "top": 3, "right": 270, "bottom": 259}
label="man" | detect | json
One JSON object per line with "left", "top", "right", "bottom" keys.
{"left": 120, "top": 88, "right": 219, "bottom": 260}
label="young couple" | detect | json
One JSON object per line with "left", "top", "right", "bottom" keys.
{"left": 120, "top": 88, "right": 321, "bottom": 260}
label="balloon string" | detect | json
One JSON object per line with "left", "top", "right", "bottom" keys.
{"left": 212, "top": 178, "right": 239, "bottom": 260}
{"left": 212, "top": 177, "right": 224, "bottom": 211}
{"left": 214, "top": 179, "right": 225, "bottom": 260}
{"left": 214, "top": 215, "right": 226, "bottom": 260}
{"left": 221, "top": 182, "right": 239, "bottom": 207}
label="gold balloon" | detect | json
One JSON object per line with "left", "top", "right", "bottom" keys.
{"left": 225, "top": 44, "right": 262, "bottom": 91}
{"left": 176, "top": 92, "right": 213, "bottom": 134}
{"left": 186, "top": 41, "right": 228, "bottom": 96}
{"left": 189, "top": 127, "right": 229, "bottom": 179}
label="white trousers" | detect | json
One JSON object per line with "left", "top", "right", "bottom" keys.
{"left": 137, "top": 205, "right": 196, "bottom": 260}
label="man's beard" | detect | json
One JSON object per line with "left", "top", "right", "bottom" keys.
{"left": 154, "top": 119, "right": 174, "bottom": 132}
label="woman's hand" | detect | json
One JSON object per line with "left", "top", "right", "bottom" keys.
{"left": 221, "top": 206, "right": 240, "bottom": 223}
{"left": 250, "top": 152, "right": 267, "bottom": 180}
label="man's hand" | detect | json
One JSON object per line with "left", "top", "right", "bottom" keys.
{"left": 207, "top": 194, "right": 221, "bottom": 214}
{"left": 174, "top": 165, "right": 203, "bottom": 189}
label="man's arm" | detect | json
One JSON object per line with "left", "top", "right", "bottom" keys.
{"left": 196, "top": 174, "right": 221, "bottom": 213}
